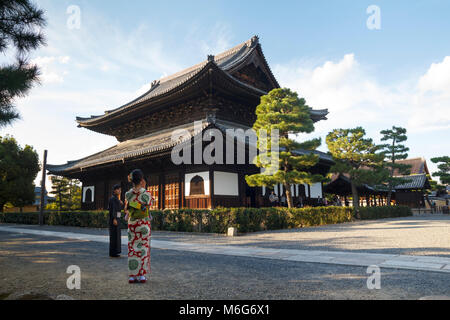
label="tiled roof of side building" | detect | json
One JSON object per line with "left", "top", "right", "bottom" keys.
{"left": 394, "top": 174, "right": 431, "bottom": 190}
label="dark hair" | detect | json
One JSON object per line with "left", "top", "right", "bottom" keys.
{"left": 112, "top": 184, "right": 121, "bottom": 191}
{"left": 130, "top": 169, "right": 144, "bottom": 186}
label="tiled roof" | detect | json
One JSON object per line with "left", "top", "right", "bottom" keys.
{"left": 77, "top": 36, "right": 280, "bottom": 124}
{"left": 394, "top": 174, "right": 430, "bottom": 190}
{"left": 47, "top": 121, "right": 210, "bottom": 174}
{"left": 48, "top": 119, "right": 333, "bottom": 174}
{"left": 393, "top": 158, "right": 429, "bottom": 176}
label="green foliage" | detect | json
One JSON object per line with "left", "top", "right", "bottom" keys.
{"left": 378, "top": 126, "right": 412, "bottom": 203}
{"left": 246, "top": 88, "right": 325, "bottom": 208}
{"left": 0, "top": 206, "right": 413, "bottom": 233}
{"left": 0, "top": 207, "right": 354, "bottom": 233}
{"left": 47, "top": 176, "right": 81, "bottom": 211}
{"left": 431, "top": 156, "right": 450, "bottom": 185}
{"left": 356, "top": 206, "right": 412, "bottom": 220}
{"left": 0, "top": 135, "right": 40, "bottom": 211}
{"left": 0, "top": 0, "right": 46, "bottom": 127}
{"left": 326, "top": 127, "right": 385, "bottom": 207}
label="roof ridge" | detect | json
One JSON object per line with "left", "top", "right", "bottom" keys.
{"left": 158, "top": 36, "right": 258, "bottom": 84}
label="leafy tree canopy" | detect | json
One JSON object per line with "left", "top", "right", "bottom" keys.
{"left": 326, "top": 127, "right": 386, "bottom": 208}
{"left": 246, "top": 88, "right": 325, "bottom": 208}
{"left": 0, "top": 135, "right": 40, "bottom": 211}
{"left": 48, "top": 176, "right": 81, "bottom": 211}
{"left": 378, "top": 126, "right": 412, "bottom": 204}
{"left": 431, "top": 156, "right": 450, "bottom": 185}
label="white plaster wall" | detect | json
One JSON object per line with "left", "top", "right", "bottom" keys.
{"left": 82, "top": 186, "right": 94, "bottom": 203}
{"left": 304, "top": 184, "right": 309, "bottom": 197}
{"left": 214, "top": 171, "right": 239, "bottom": 196}
{"left": 309, "top": 183, "right": 323, "bottom": 198}
{"left": 185, "top": 172, "right": 210, "bottom": 197}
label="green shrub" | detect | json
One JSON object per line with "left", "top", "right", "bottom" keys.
{"left": 355, "top": 206, "right": 412, "bottom": 220}
{"left": 2, "top": 206, "right": 410, "bottom": 233}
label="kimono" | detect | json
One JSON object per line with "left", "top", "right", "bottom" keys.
{"left": 125, "top": 188, "right": 152, "bottom": 278}
{"left": 107, "top": 194, "right": 123, "bottom": 257}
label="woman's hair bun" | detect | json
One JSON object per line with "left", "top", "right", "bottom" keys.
{"left": 130, "top": 169, "right": 144, "bottom": 186}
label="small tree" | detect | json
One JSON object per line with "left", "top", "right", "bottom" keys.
{"left": 326, "top": 127, "right": 385, "bottom": 208}
{"left": 379, "top": 126, "right": 411, "bottom": 205}
{"left": 431, "top": 156, "right": 450, "bottom": 185}
{"left": 48, "top": 176, "right": 81, "bottom": 211}
{"left": 0, "top": 135, "right": 40, "bottom": 211}
{"left": 0, "top": 0, "right": 46, "bottom": 127}
{"left": 245, "top": 88, "right": 324, "bottom": 208}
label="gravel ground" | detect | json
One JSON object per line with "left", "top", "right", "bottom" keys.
{"left": 0, "top": 231, "right": 449, "bottom": 300}
{"left": 3, "top": 215, "right": 449, "bottom": 257}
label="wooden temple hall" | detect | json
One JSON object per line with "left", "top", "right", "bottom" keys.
{"left": 47, "top": 36, "right": 332, "bottom": 210}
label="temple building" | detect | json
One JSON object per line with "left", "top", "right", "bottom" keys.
{"left": 47, "top": 36, "right": 332, "bottom": 210}
{"left": 324, "top": 157, "right": 432, "bottom": 208}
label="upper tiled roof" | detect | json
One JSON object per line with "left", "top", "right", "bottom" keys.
{"left": 77, "top": 36, "right": 280, "bottom": 125}
{"left": 393, "top": 157, "right": 430, "bottom": 176}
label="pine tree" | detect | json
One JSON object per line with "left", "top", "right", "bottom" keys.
{"left": 326, "top": 127, "right": 385, "bottom": 208}
{"left": 431, "top": 156, "right": 450, "bottom": 185}
{"left": 49, "top": 176, "right": 70, "bottom": 211}
{"left": 379, "top": 126, "right": 412, "bottom": 205}
{"left": 48, "top": 176, "right": 81, "bottom": 211}
{"left": 0, "top": 0, "right": 46, "bottom": 127}
{"left": 245, "top": 88, "right": 324, "bottom": 208}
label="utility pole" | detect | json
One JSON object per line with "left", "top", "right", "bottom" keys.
{"left": 39, "top": 150, "right": 48, "bottom": 226}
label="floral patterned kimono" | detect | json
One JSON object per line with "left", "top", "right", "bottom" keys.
{"left": 125, "top": 187, "right": 152, "bottom": 278}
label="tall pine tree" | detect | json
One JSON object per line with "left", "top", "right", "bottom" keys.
{"left": 245, "top": 88, "right": 324, "bottom": 208}
{"left": 48, "top": 176, "right": 81, "bottom": 211}
{"left": 431, "top": 156, "right": 450, "bottom": 185}
{"left": 379, "top": 126, "right": 412, "bottom": 205}
{"left": 0, "top": 0, "right": 46, "bottom": 127}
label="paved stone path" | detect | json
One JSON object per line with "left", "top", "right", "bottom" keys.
{"left": 1, "top": 225, "right": 449, "bottom": 273}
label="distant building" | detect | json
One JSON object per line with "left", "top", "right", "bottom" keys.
{"left": 324, "top": 157, "right": 433, "bottom": 208}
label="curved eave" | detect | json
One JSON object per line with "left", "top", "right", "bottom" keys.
{"left": 221, "top": 43, "right": 280, "bottom": 90}
{"left": 76, "top": 61, "right": 268, "bottom": 130}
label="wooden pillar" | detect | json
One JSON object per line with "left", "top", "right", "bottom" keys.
{"left": 209, "top": 169, "right": 215, "bottom": 209}
{"left": 39, "top": 150, "right": 47, "bottom": 226}
{"left": 159, "top": 173, "right": 165, "bottom": 210}
{"left": 179, "top": 170, "right": 184, "bottom": 208}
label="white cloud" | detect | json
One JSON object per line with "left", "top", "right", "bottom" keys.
{"left": 274, "top": 54, "right": 450, "bottom": 136}
{"left": 410, "top": 56, "right": 450, "bottom": 132}
{"left": 31, "top": 55, "right": 70, "bottom": 84}
{"left": 418, "top": 56, "right": 450, "bottom": 93}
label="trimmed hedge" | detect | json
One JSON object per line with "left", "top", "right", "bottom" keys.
{"left": 0, "top": 211, "right": 127, "bottom": 229}
{"left": 355, "top": 205, "right": 412, "bottom": 220}
{"left": 0, "top": 205, "right": 411, "bottom": 233}
{"left": 0, "top": 207, "right": 353, "bottom": 233}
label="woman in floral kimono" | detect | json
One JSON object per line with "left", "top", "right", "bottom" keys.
{"left": 124, "top": 169, "right": 152, "bottom": 284}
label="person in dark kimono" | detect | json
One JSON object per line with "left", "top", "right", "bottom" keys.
{"left": 108, "top": 184, "right": 123, "bottom": 257}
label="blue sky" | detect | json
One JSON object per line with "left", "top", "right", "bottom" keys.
{"left": 1, "top": 0, "right": 449, "bottom": 185}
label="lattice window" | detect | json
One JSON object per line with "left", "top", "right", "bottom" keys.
{"left": 189, "top": 175, "right": 205, "bottom": 196}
